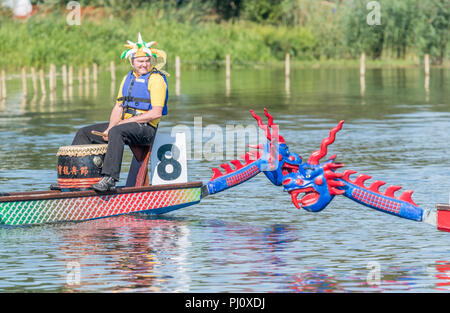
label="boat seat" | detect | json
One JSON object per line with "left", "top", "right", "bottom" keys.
{"left": 125, "top": 135, "right": 157, "bottom": 187}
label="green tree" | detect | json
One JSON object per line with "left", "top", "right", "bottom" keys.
{"left": 241, "top": 0, "right": 284, "bottom": 25}
{"left": 414, "top": 0, "right": 450, "bottom": 64}
{"left": 343, "top": 0, "right": 385, "bottom": 59}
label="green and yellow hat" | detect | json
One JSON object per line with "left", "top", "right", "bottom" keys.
{"left": 120, "top": 33, "right": 167, "bottom": 70}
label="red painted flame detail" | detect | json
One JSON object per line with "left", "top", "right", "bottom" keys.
{"left": 398, "top": 190, "right": 418, "bottom": 207}
{"left": 210, "top": 150, "right": 260, "bottom": 181}
{"left": 230, "top": 160, "right": 244, "bottom": 170}
{"left": 342, "top": 170, "right": 358, "bottom": 180}
{"left": 354, "top": 174, "right": 372, "bottom": 187}
{"left": 220, "top": 163, "right": 233, "bottom": 174}
{"left": 308, "top": 120, "right": 344, "bottom": 165}
{"left": 337, "top": 169, "right": 418, "bottom": 206}
{"left": 384, "top": 185, "right": 402, "bottom": 197}
{"left": 368, "top": 180, "right": 386, "bottom": 193}
{"left": 250, "top": 108, "right": 285, "bottom": 144}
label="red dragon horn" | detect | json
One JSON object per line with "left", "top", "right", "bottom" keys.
{"left": 250, "top": 109, "right": 285, "bottom": 144}
{"left": 264, "top": 108, "right": 285, "bottom": 143}
{"left": 307, "top": 120, "right": 344, "bottom": 165}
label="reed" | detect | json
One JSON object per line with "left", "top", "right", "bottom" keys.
{"left": 0, "top": 2, "right": 447, "bottom": 70}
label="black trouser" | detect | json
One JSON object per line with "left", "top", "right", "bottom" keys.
{"left": 72, "top": 122, "right": 157, "bottom": 181}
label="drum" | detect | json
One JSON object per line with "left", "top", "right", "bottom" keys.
{"left": 56, "top": 144, "right": 108, "bottom": 190}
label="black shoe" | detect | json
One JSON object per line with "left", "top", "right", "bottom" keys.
{"left": 92, "top": 176, "right": 116, "bottom": 192}
{"left": 50, "top": 183, "right": 61, "bottom": 190}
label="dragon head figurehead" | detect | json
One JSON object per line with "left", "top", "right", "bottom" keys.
{"left": 251, "top": 110, "right": 345, "bottom": 212}
{"left": 284, "top": 121, "right": 346, "bottom": 212}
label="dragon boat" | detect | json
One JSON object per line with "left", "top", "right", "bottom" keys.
{"left": 1, "top": 109, "right": 450, "bottom": 234}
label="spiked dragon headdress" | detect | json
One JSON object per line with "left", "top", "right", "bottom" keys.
{"left": 120, "top": 32, "right": 167, "bottom": 71}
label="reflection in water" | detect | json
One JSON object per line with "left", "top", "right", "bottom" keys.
{"left": 360, "top": 75, "right": 365, "bottom": 96}
{"left": 58, "top": 215, "right": 191, "bottom": 292}
{"left": 425, "top": 75, "right": 430, "bottom": 102}
{"left": 434, "top": 261, "right": 450, "bottom": 291}
{"left": 290, "top": 271, "right": 341, "bottom": 293}
{"left": 0, "top": 67, "right": 448, "bottom": 292}
{"left": 285, "top": 76, "right": 290, "bottom": 97}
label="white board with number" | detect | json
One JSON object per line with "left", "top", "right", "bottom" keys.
{"left": 150, "top": 132, "right": 188, "bottom": 185}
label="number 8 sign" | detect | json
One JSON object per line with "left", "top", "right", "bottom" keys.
{"left": 150, "top": 132, "right": 188, "bottom": 185}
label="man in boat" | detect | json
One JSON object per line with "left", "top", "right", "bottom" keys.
{"left": 62, "top": 33, "right": 168, "bottom": 192}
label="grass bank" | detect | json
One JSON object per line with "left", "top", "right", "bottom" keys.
{"left": 0, "top": 6, "right": 448, "bottom": 70}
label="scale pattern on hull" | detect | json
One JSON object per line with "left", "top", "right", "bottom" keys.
{"left": 0, "top": 188, "right": 201, "bottom": 226}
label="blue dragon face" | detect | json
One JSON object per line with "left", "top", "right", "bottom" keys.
{"left": 260, "top": 142, "right": 302, "bottom": 186}
{"left": 250, "top": 109, "right": 344, "bottom": 213}
{"left": 281, "top": 162, "right": 335, "bottom": 212}
{"left": 257, "top": 142, "right": 335, "bottom": 212}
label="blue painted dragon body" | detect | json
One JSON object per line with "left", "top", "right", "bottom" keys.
{"left": 205, "top": 109, "right": 441, "bottom": 228}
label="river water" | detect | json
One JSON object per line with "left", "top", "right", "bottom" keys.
{"left": 0, "top": 66, "right": 449, "bottom": 292}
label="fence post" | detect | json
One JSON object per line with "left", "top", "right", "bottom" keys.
{"left": 22, "top": 67, "right": 27, "bottom": 96}
{"left": 360, "top": 52, "right": 366, "bottom": 76}
{"left": 62, "top": 65, "right": 67, "bottom": 87}
{"left": 39, "top": 69, "right": 46, "bottom": 95}
{"left": 50, "top": 64, "right": 57, "bottom": 92}
{"left": 31, "top": 67, "right": 38, "bottom": 94}
{"left": 110, "top": 61, "right": 116, "bottom": 82}
{"left": 226, "top": 54, "right": 231, "bottom": 79}
{"left": 285, "top": 53, "right": 290, "bottom": 77}
{"left": 424, "top": 54, "right": 430, "bottom": 76}
{"left": 93, "top": 63, "right": 98, "bottom": 83}
{"left": 68, "top": 65, "right": 73, "bottom": 86}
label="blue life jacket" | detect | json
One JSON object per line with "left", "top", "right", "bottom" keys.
{"left": 119, "top": 69, "right": 168, "bottom": 116}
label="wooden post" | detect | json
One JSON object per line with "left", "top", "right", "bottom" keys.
{"left": 93, "top": 63, "right": 98, "bottom": 84}
{"left": 39, "top": 69, "right": 46, "bottom": 95}
{"left": 31, "top": 67, "right": 38, "bottom": 94}
{"left": 360, "top": 52, "right": 366, "bottom": 76}
{"left": 285, "top": 53, "right": 290, "bottom": 77}
{"left": 226, "top": 54, "right": 231, "bottom": 79}
{"left": 424, "top": 54, "right": 430, "bottom": 76}
{"left": 84, "top": 67, "right": 90, "bottom": 85}
{"left": 225, "top": 54, "right": 231, "bottom": 96}
{"left": 285, "top": 75, "right": 290, "bottom": 97}
{"left": 110, "top": 61, "right": 116, "bottom": 82}
{"left": 50, "top": 64, "right": 56, "bottom": 92}
{"left": 360, "top": 75, "right": 366, "bottom": 96}
{"left": 21, "top": 67, "right": 27, "bottom": 96}
{"left": 68, "top": 65, "right": 73, "bottom": 86}
{"left": 62, "top": 65, "right": 67, "bottom": 87}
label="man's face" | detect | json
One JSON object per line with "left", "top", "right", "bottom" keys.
{"left": 132, "top": 56, "right": 152, "bottom": 76}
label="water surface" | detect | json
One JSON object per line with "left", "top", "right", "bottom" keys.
{"left": 0, "top": 66, "right": 449, "bottom": 292}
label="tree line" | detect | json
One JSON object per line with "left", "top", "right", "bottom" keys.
{"left": 16, "top": 0, "right": 450, "bottom": 65}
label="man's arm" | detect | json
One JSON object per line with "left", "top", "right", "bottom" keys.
{"left": 107, "top": 101, "right": 125, "bottom": 129}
